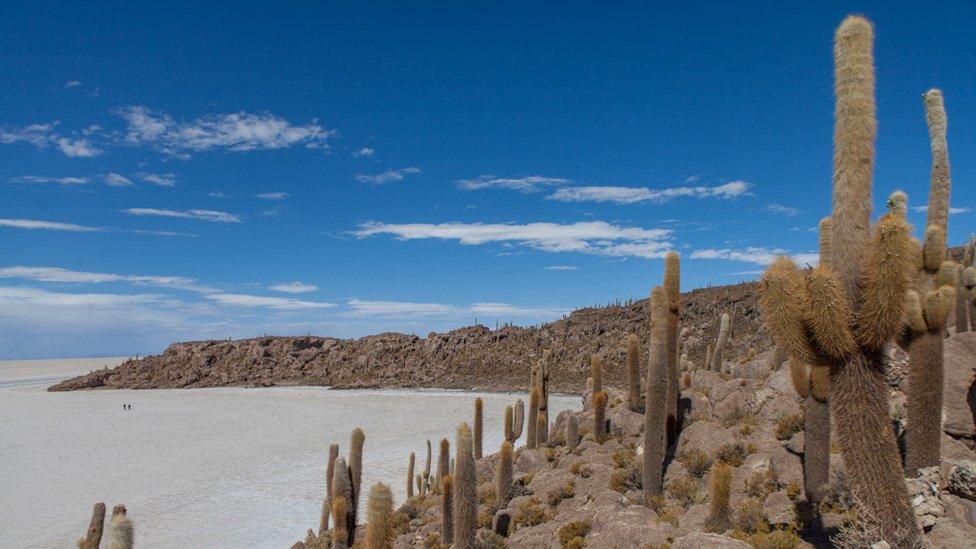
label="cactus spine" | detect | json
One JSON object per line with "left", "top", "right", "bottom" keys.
{"left": 643, "top": 286, "right": 668, "bottom": 503}
{"left": 441, "top": 475, "right": 454, "bottom": 546}
{"left": 626, "top": 333, "right": 642, "bottom": 412}
{"left": 512, "top": 399, "right": 524, "bottom": 441}
{"left": 664, "top": 252, "right": 681, "bottom": 446}
{"left": 105, "top": 504, "right": 133, "bottom": 549}
{"left": 590, "top": 354, "right": 602, "bottom": 395}
{"left": 437, "top": 438, "right": 450, "bottom": 492}
{"left": 704, "top": 463, "right": 732, "bottom": 534}
{"left": 365, "top": 483, "right": 394, "bottom": 549}
{"left": 331, "top": 497, "right": 349, "bottom": 549}
{"left": 566, "top": 415, "right": 579, "bottom": 450}
{"left": 496, "top": 441, "right": 513, "bottom": 503}
{"left": 473, "top": 398, "right": 483, "bottom": 460}
{"left": 406, "top": 452, "right": 415, "bottom": 499}
{"left": 758, "top": 16, "right": 922, "bottom": 546}
{"left": 320, "top": 443, "right": 340, "bottom": 534}
{"left": 593, "top": 391, "right": 607, "bottom": 443}
{"left": 905, "top": 89, "right": 955, "bottom": 477}
{"left": 331, "top": 457, "right": 354, "bottom": 547}
{"left": 80, "top": 502, "right": 105, "bottom": 549}
{"left": 710, "top": 313, "right": 729, "bottom": 372}
{"left": 527, "top": 386, "right": 539, "bottom": 449}
{"left": 453, "top": 424, "right": 477, "bottom": 549}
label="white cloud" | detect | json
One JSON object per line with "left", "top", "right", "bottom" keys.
{"left": 352, "top": 147, "right": 375, "bottom": 157}
{"left": 0, "top": 218, "right": 103, "bottom": 232}
{"left": 345, "top": 298, "right": 567, "bottom": 318}
{"left": 205, "top": 293, "right": 335, "bottom": 310}
{"left": 122, "top": 208, "right": 242, "bottom": 223}
{"left": 547, "top": 181, "right": 750, "bottom": 204}
{"left": 766, "top": 203, "right": 800, "bottom": 216}
{"left": 55, "top": 136, "right": 101, "bottom": 157}
{"left": 116, "top": 106, "right": 335, "bottom": 156}
{"left": 269, "top": 281, "right": 318, "bottom": 294}
{"left": 690, "top": 247, "right": 818, "bottom": 266}
{"left": 355, "top": 220, "right": 672, "bottom": 258}
{"left": 129, "top": 229, "right": 199, "bottom": 237}
{"left": 10, "top": 175, "right": 90, "bottom": 185}
{"left": 544, "top": 265, "right": 580, "bottom": 271}
{"left": 64, "top": 80, "right": 83, "bottom": 88}
{"left": 0, "top": 286, "right": 159, "bottom": 307}
{"left": 137, "top": 172, "right": 177, "bottom": 187}
{"left": 911, "top": 205, "right": 971, "bottom": 215}
{"left": 0, "top": 266, "right": 215, "bottom": 293}
{"left": 207, "top": 191, "right": 231, "bottom": 198}
{"left": 456, "top": 175, "right": 571, "bottom": 193}
{"left": 104, "top": 173, "right": 133, "bottom": 187}
{"left": 255, "top": 192, "right": 289, "bottom": 200}
{"left": 355, "top": 167, "right": 422, "bottom": 185}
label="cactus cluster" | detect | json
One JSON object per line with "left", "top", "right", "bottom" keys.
{"left": 298, "top": 428, "right": 367, "bottom": 548}
{"left": 76, "top": 502, "right": 134, "bottom": 549}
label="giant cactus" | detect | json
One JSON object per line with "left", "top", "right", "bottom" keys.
{"left": 348, "top": 428, "right": 365, "bottom": 544}
{"left": 441, "top": 475, "right": 454, "bottom": 546}
{"left": 664, "top": 251, "right": 681, "bottom": 446}
{"left": 758, "top": 16, "right": 922, "bottom": 546}
{"left": 453, "top": 424, "right": 477, "bottom": 548}
{"left": 527, "top": 386, "right": 539, "bottom": 449}
{"left": 473, "top": 398, "right": 483, "bottom": 460}
{"left": 320, "top": 444, "right": 340, "bottom": 534}
{"left": 496, "top": 441, "right": 513, "bottom": 503}
{"left": 643, "top": 286, "right": 668, "bottom": 503}
{"left": 626, "top": 333, "right": 642, "bottom": 412}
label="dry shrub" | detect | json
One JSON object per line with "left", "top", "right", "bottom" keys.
{"left": 666, "top": 475, "right": 701, "bottom": 507}
{"left": 715, "top": 442, "right": 750, "bottom": 467}
{"left": 557, "top": 521, "right": 590, "bottom": 549}
{"left": 678, "top": 448, "right": 713, "bottom": 477}
{"left": 775, "top": 413, "right": 804, "bottom": 441}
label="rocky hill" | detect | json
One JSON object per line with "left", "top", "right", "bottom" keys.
{"left": 50, "top": 281, "right": 770, "bottom": 393}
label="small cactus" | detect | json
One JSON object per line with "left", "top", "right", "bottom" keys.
{"left": 710, "top": 313, "right": 730, "bottom": 372}
{"left": 496, "top": 441, "right": 513, "bottom": 503}
{"left": 593, "top": 391, "right": 607, "bottom": 444}
{"left": 474, "top": 398, "right": 483, "bottom": 460}
{"left": 504, "top": 405, "right": 514, "bottom": 442}
{"left": 453, "top": 424, "right": 477, "bottom": 548}
{"left": 365, "top": 483, "right": 394, "bottom": 549}
{"left": 626, "top": 333, "right": 642, "bottom": 412}
{"left": 422, "top": 439, "right": 432, "bottom": 496}
{"left": 105, "top": 504, "right": 133, "bottom": 549}
{"left": 512, "top": 399, "right": 525, "bottom": 440}
{"left": 79, "top": 502, "right": 105, "bottom": 549}
{"left": 536, "top": 411, "right": 548, "bottom": 445}
{"left": 566, "top": 415, "right": 579, "bottom": 450}
{"left": 320, "top": 444, "right": 340, "bottom": 534}
{"left": 406, "top": 452, "right": 415, "bottom": 499}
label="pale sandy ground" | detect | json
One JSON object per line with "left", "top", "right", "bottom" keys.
{"left": 0, "top": 358, "right": 579, "bottom": 548}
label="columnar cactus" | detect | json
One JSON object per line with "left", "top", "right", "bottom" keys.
{"left": 422, "top": 439, "right": 432, "bottom": 496}
{"left": 704, "top": 463, "right": 731, "bottom": 534}
{"left": 437, "top": 438, "right": 450, "bottom": 492}
{"left": 566, "top": 415, "right": 579, "bottom": 450}
{"left": 453, "top": 424, "right": 477, "bottom": 549}
{"left": 758, "top": 16, "right": 922, "bottom": 546}
{"left": 441, "top": 475, "right": 454, "bottom": 546}
{"left": 593, "top": 391, "right": 607, "bottom": 443}
{"left": 406, "top": 452, "right": 415, "bottom": 499}
{"left": 504, "top": 405, "right": 515, "bottom": 442}
{"left": 536, "top": 411, "right": 548, "bottom": 445}
{"left": 365, "top": 483, "right": 394, "bottom": 549}
{"left": 348, "top": 428, "right": 365, "bottom": 544}
{"left": 474, "top": 398, "right": 484, "bottom": 460}
{"left": 496, "top": 441, "right": 513, "bottom": 503}
{"left": 331, "top": 497, "right": 349, "bottom": 549}
{"left": 643, "top": 286, "right": 668, "bottom": 503}
{"left": 664, "top": 251, "right": 681, "bottom": 446}
{"left": 332, "top": 457, "right": 354, "bottom": 547}
{"left": 538, "top": 350, "right": 552, "bottom": 431}
{"left": 527, "top": 386, "right": 539, "bottom": 449}
{"left": 710, "top": 313, "right": 730, "bottom": 372}
{"left": 905, "top": 89, "right": 956, "bottom": 476}
{"left": 626, "top": 333, "right": 642, "bottom": 412}
{"left": 320, "top": 444, "right": 340, "bottom": 534}
{"left": 705, "top": 343, "right": 713, "bottom": 371}
{"left": 79, "top": 502, "right": 105, "bottom": 549}
{"left": 590, "top": 354, "right": 602, "bottom": 395}
{"left": 106, "top": 504, "right": 133, "bottom": 549}
{"left": 512, "top": 399, "right": 525, "bottom": 441}
{"left": 956, "top": 263, "right": 968, "bottom": 333}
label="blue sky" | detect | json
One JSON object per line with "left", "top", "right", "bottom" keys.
{"left": 0, "top": 2, "right": 973, "bottom": 359}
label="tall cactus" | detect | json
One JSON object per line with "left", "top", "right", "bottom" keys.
{"left": 759, "top": 16, "right": 922, "bottom": 546}
{"left": 320, "top": 444, "right": 340, "bottom": 534}
{"left": 437, "top": 438, "right": 450, "bottom": 492}
{"left": 406, "top": 452, "right": 415, "bottom": 499}
{"left": 626, "top": 333, "right": 642, "bottom": 412}
{"left": 590, "top": 354, "right": 602, "bottom": 395}
{"left": 422, "top": 439, "right": 432, "bottom": 496}
{"left": 527, "top": 386, "right": 539, "bottom": 449}
{"left": 664, "top": 251, "right": 681, "bottom": 446}
{"left": 79, "top": 502, "right": 106, "bottom": 549}
{"left": 348, "top": 428, "right": 365, "bottom": 544}
{"left": 905, "top": 89, "right": 955, "bottom": 476}
{"left": 512, "top": 399, "right": 524, "bottom": 441}
{"left": 643, "top": 286, "right": 668, "bottom": 503}
{"left": 332, "top": 457, "right": 354, "bottom": 547}
{"left": 496, "top": 441, "right": 513, "bottom": 503}
{"left": 365, "top": 483, "right": 394, "bottom": 549}
{"left": 441, "top": 475, "right": 454, "bottom": 546}
{"left": 956, "top": 263, "right": 968, "bottom": 332}
{"left": 474, "top": 398, "right": 483, "bottom": 460}
{"left": 331, "top": 497, "right": 349, "bottom": 549}
{"left": 710, "top": 313, "right": 730, "bottom": 372}
{"left": 504, "top": 405, "right": 515, "bottom": 443}
{"left": 453, "top": 424, "right": 477, "bottom": 549}
{"left": 537, "top": 351, "right": 551, "bottom": 443}
{"left": 593, "top": 391, "right": 607, "bottom": 443}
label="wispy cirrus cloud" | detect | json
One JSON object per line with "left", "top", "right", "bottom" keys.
{"left": 0, "top": 218, "right": 103, "bottom": 232}
{"left": 355, "top": 220, "right": 672, "bottom": 258}
{"left": 345, "top": 298, "right": 568, "bottom": 318}
{"left": 137, "top": 172, "right": 177, "bottom": 187}
{"left": 269, "top": 281, "right": 318, "bottom": 294}
{"left": 766, "top": 203, "right": 800, "bottom": 216}
{"left": 544, "top": 265, "right": 580, "bottom": 271}
{"left": 355, "top": 167, "right": 421, "bottom": 185}
{"left": 116, "top": 106, "right": 335, "bottom": 157}
{"left": 547, "top": 181, "right": 751, "bottom": 204}
{"left": 456, "top": 175, "right": 571, "bottom": 193}
{"left": 690, "top": 247, "right": 818, "bottom": 266}
{"left": 911, "top": 205, "right": 971, "bottom": 215}
{"left": 122, "top": 208, "right": 242, "bottom": 223}
{"left": 256, "top": 192, "right": 289, "bottom": 200}
{"left": 104, "top": 173, "right": 133, "bottom": 187}
{"left": 205, "top": 293, "right": 335, "bottom": 310}
{"left": 0, "top": 123, "right": 102, "bottom": 157}
{"left": 10, "top": 175, "right": 90, "bottom": 185}
{"left": 352, "top": 147, "right": 375, "bottom": 157}
{"left": 0, "top": 266, "right": 216, "bottom": 293}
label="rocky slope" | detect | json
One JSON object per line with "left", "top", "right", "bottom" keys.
{"left": 50, "top": 281, "right": 769, "bottom": 393}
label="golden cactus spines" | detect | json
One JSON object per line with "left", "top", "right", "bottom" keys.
{"left": 886, "top": 192, "right": 907, "bottom": 219}
{"left": 589, "top": 354, "right": 602, "bottom": 395}
{"left": 406, "top": 452, "right": 415, "bottom": 499}
{"left": 809, "top": 365, "right": 830, "bottom": 402}
{"left": 760, "top": 257, "right": 817, "bottom": 365}
{"left": 805, "top": 266, "right": 856, "bottom": 359}
{"left": 320, "top": 444, "right": 340, "bottom": 534}
{"left": 503, "top": 405, "right": 514, "bottom": 442}
{"left": 935, "top": 260, "right": 958, "bottom": 289}
{"left": 331, "top": 497, "right": 349, "bottom": 549}
{"left": 902, "top": 289, "right": 927, "bottom": 338}
{"left": 496, "top": 441, "right": 513, "bottom": 503}
{"left": 593, "top": 391, "right": 607, "bottom": 444}
{"left": 924, "top": 88, "right": 951, "bottom": 239}
{"left": 348, "top": 428, "right": 365, "bottom": 544}
{"left": 788, "top": 359, "right": 811, "bottom": 399}
{"left": 855, "top": 212, "right": 913, "bottom": 352}
{"left": 922, "top": 225, "right": 947, "bottom": 273}
{"left": 441, "top": 475, "right": 453, "bottom": 546}
{"left": 453, "top": 423, "right": 476, "bottom": 549}
{"left": 923, "top": 285, "right": 955, "bottom": 332}
{"left": 626, "top": 333, "right": 642, "bottom": 412}
{"left": 364, "top": 483, "right": 394, "bottom": 549}
{"left": 704, "top": 463, "right": 732, "bottom": 534}
{"left": 527, "top": 386, "right": 539, "bottom": 449}
{"left": 512, "top": 399, "right": 525, "bottom": 440}
{"left": 710, "top": 313, "right": 730, "bottom": 372}
{"left": 643, "top": 286, "right": 668, "bottom": 503}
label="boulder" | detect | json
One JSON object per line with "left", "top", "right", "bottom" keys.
{"left": 942, "top": 332, "right": 976, "bottom": 437}
{"left": 672, "top": 532, "right": 751, "bottom": 548}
